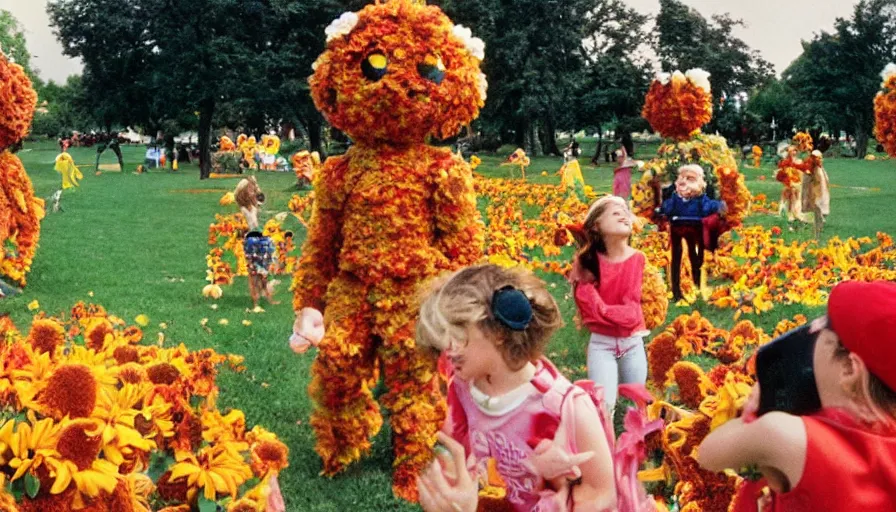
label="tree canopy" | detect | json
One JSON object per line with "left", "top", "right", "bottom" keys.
{"left": 39, "top": 0, "right": 896, "bottom": 172}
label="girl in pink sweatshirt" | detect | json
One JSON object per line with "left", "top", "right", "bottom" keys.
{"left": 569, "top": 196, "right": 649, "bottom": 411}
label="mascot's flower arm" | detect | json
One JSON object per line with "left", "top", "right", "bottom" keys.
{"left": 293, "top": 155, "right": 349, "bottom": 312}
{"left": 432, "top": 154, "right": 485, "bottom": 266}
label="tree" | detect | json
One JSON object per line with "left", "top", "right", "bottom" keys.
{"left": 745, "top": 78, "right": 798, "bottom": 141}
{"left": 0, "top": 10, "right": 37, "bottom": 83}
{"left": 782, "top": 0, "right": 896, "bottom": 157}
{"left": 440, "top": 0, "right": 592, "bottom": 156}
{"left": 31, "top": 75, "right": 96, "bottom": 137}
{"left": 48, "top": 0, "right": 162, "bottom": 133}
{"left": 260, "top": 0, "right": 347, "bottom": 156}
{"left": 142, "top": 0, "right": 272, "bottom": 178}
{"left": 576, "top": 0, "right": 653, "bottom": 160}
{"left": 656, "top": 0, "right": 773, "bottom": 125}
{"left": 50, "top": 0, "right": 273, "bottom": 178}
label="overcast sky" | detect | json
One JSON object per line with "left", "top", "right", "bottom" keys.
{"left": 2, "top": 0, "right": 857, "bottom": 84}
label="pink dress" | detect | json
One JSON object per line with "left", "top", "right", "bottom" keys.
{"left": 444, "top": 360, "right": 595, "bottom": 511}
{"left": 613, "top": 164, "right": 634, "bottom": 198}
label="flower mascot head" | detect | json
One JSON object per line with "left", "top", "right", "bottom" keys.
{"left": 290, "top": 0, "right": 486, "bottom": 501}
{"left": 0, "top": 53, "right": 43, "bottom": 291}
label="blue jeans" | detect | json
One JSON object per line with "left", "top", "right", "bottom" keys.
{"left": 586, "top": 333, "right": 647, "bottom": 411}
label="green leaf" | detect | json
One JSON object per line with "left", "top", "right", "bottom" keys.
{"left": 8, "top": 478, "right": 22, "bottom": 502}
{"left": 197, "top": 495, "right": 218, "bottom": 512}
{"left": 24, "top": 473, "right": 40, "bottom": 499}
{"left": 147, "top": 450, "right": 175, "bottom": 483}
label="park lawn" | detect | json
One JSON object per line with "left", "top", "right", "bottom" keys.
{"left": 2, "top": 140, "right": 895, "bottom": 510}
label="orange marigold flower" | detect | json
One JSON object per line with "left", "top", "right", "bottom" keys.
{"left": 250, "top": 438, "right": 290, "bottom": 477}
{"left": 84, "top": 319, "right": 114, "bottom": 352}
{"left": 157, "top": 470, "right": 190, "bottom": 503}
{"left": 670, "top": 362, "right": 712, "bottom": 409}
{"left": 121, "top": 326, "right": 143, "bottom": 344}
{"left": 0, "top": 490, "right": 17, "bottom": 512}
{"left": 112, "top": 345, "right": 140, "bottom": 365}
{"left": 647, "top": 332, "right": 682, "bottom": 389}
{"left": 0, "top": 314, "right": 20, "bottom": 341}
{"left": 116, "top": 363, "right": 147, "bottom": 385}
{"left": 39, "top": 364, "right": 97, "bottom": 419}
{"left": 228, "top": 499, "right": 260, "bottom": 512}
{"left": 146, "top": 363, "right": 181, "bottom": 386}
{"left": 27, "top": 318, "right": 65, "bottom": 355}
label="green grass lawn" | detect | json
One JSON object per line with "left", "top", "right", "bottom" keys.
{"left": 2, "top": 140, "right": 895, "bottom": 510}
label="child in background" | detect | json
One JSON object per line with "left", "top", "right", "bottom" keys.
{"left": 416, "top": 264, "right": 616, "bottom": 512}
{"left": 235, "top": 177, "right": 279, "bottom": 308}
{"left": 612, "top": 147, "right": 637, "bottom": 199}
{"left": 569, "top": 196, "right": 651, "bottom": 412}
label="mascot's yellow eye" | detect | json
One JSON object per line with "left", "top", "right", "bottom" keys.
{"left": 417, "top": 54, "right": 446, "bottom": 85}
{"left": 362, "top": 53, "right": 388, "bottom": 81}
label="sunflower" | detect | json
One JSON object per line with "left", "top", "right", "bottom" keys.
{"left": 201, "top": 409, "right": 246, "bottom": 444}
{"left": 3, "top": 414, "right": 63, "bottom": 481}
{"left": 38, "top": 364, "right": 98, "bottom": 420}
{"left": 168, "top": 442, "right": 253, "bottom": 501}
{"left": 84, "top": 319, "right": 114, "bottom": 353}
{"left": 92, "top": 385, "right": 156, "bottom": 466}
{"left": 27, "top": 319, "right": 66, "bottom": 356}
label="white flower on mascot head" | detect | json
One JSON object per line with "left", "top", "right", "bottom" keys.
{"left": 881, "top": 63, "right": 896, "bottom": 86}
{"left": 685, "top": 68, "right": 711, "bottom": 93}
{"left": 451, "top": 25, "right": 488, "bottom": 102}
{"left": 325, "top": 12, "right": 359, "bottom": 43}
{"left": 451, "top": 25, "right": 486, "bottom": 61}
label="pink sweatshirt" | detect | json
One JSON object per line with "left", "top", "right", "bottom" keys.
{"left": 573, "top": 251, "right": 646, "bottom": 338}
{"left": 444, "top": 360, "right": 588, "bottom": 511}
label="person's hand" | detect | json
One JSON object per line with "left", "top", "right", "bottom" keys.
{"left": 742, "top": 383, "right": 761, "bottom": 423}
{"left": 418, "top": 433, "right": 478, "bottom": 512}
{"left": 525, "top": 438, "right": 595, "bottom": 480}
{"left": 289, "top": 308, "right": 324, "bottom": 354}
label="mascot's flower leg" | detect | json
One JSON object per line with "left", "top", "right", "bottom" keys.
{"left": 308, "top": 278, "right": 383, "bottom": 476}
{"left": 378, "top": 320, "right": 445, "bottom": 502}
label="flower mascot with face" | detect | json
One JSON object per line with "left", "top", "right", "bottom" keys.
{"left": 657, "top": 164, "right": 724, "bottom": 302}
{"left": 0, "top": 52, "right": 44, "bottom": 291}
{"left": 288, "top": 0, "right": 487, "bottom": 501}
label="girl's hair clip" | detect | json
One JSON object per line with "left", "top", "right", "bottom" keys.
{"left": 492, "top": 285, "right": 533, "bottom": 331}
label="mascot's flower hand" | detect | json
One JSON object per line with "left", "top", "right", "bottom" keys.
{"left": 289, "top": 308, "right": 325, "bottom": 354}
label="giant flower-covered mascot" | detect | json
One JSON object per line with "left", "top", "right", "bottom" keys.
{"left": 874, "top": 63, "right": 896, "bottom": 156}
{"left": 633, "top": 70, "right": 751, "bottom": 300}
{"left": 0, "top": 53, "right": 44, "bottom": 291}
{"left": 289, "top": 0, "right": 486, "bottom": 500}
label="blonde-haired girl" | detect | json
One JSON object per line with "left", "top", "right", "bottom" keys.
{"left": 416, "top": 264, "right": 616, "bottom": 512}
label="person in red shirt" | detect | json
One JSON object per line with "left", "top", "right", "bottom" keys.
{"left": 568, "top": 196, "right": 653, "bottom": 412}
{"left": 698, "top": 280, "right": 896, "bottom": 511}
